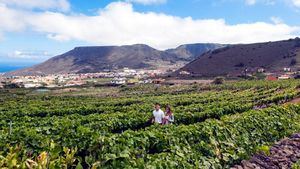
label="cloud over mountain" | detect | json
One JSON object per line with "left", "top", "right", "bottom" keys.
{"left": 0, "top": 1, "right": 299, "bottom": 50}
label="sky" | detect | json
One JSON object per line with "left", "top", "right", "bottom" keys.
{"left": 0, "top": 0, "right": 300, "bottom": 65}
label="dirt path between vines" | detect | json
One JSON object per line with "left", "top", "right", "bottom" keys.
{"left": 285, "top": 97, "right": 300, "bottom": 104}
{"left": 231, "top": 133, "right": 300, "bottom": 169}
{"left": 253, "top": 96, "right": 300, "bottom": 110}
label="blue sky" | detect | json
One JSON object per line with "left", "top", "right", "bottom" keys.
{"left": 0, "top": 0, "right": 300, "bottom": 65}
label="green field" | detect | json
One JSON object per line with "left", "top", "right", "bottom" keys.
{"left": 1, "top": 80, "right": 300, "bottom": 168}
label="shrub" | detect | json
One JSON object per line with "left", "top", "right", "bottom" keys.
{"left": 235, "top": 62, "right": 245, "bottom": 67}
{"left": 254, "top": 73, "right": 266, "bottom": 80}
{"left": 290, "top": 58, "right": 297, "bottom": 66}
{"left": 212, "top": 77, "right": 225, "bottom": 85}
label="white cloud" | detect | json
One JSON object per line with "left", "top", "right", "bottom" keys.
{"left": 245, "top": 0, "right": 300, "bottom": 8}
{"left": 0, "top": 4, "right": 26, "bottom": 32}
{"left": 270, "top": 16, "right": 284, "bottom": 24}
{"left": 126, "top": 0, "right": 167, "bottom": 5}
{"left": 245, "top": 0, "right": 256, "bottom": 5}
{"left": 0, "top": 1, "right": 299, "bottom": 50}
{"left": 9, "top": 50, "right": 51, "bottom": 59}
{"left": 245, "top": 0, "right": 276, "bottom": 6}
{"left": 291, "top": 0, "right": 300, "bottom": 7}
{"left": 0, "top": 0, "right": 70, "bottom": 11}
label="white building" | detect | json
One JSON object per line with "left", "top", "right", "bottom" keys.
{"left": 284, "top": 68, "right": 291, "bottom": 72}
{"left": 123, "top": 67, "right": 137, "bottom": 74}
{"left": 139, "top": 79, "right": 152, "bottom": 84}
{"left": 257, "top": 68, "right": 265, "bottom": 73}
{"left": 24, "top": 83, "right": 42, "bottom": 88}
{"left": 278, "top": 74, "right": 291, "bottom": 80}
{"left": 179, "top": 71, "right": 191, "bottom": 75}
{"left": 111, "top": 77, "right": 127, "bottom": 85}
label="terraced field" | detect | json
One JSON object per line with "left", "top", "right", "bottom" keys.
{"left": 0, "top": 80, "right": 300, "bottom": 168}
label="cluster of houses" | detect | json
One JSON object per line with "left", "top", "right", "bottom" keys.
{"left": 109, "top": 68, "right": 166, "bottom": 85}
{"left": 0, "top": 68, "right": 167, "bottom": 89}
{"left": 1, "top": 66, "right": 298, "bottom": 89}
{"left": 0, "top": 74, "right": 85, "bottom": 89}
{"left": 254, "top": 67, "right": 299, "bottom": 81}
{"left": 110, "top": 77, "right": 165, "bottom": 85}
{"left": 231, "top": 66, "right": 300, "bottom": 79}
{"left": 265, "top": 74, "right": 296, "bottom": 81}
{"left": 178, "top": 66, "right": 300, "bottom": 81}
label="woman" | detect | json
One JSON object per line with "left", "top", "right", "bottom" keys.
{"left": 163, "top": 105, "right": 174, "bottom": 125}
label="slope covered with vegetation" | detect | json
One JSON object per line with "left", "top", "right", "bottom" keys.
{"left": 0, "top": 80, "right": 300, "bottom": 168}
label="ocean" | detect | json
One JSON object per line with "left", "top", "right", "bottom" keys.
{"left": 0, "top": 63, "right": 32, "bottom": 73}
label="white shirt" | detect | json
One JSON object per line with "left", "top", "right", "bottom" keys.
{"left": 153, "top": 109, "right": 165, "bottom": 124}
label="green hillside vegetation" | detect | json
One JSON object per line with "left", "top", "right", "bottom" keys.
{"left": 0, "top": 80, "right": 300, "bottom": 168}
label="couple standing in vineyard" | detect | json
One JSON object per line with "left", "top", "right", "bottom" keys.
{"left": 151, "top": 103, "right": 174, "bottom": 125}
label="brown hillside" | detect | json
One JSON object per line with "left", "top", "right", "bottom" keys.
{"left": 6, "top": 43, "right": 222, "bottom": 76}
{"left": 177, "top": 38, "right": 300, "bottom": 77}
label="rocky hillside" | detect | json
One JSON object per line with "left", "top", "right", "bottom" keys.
{"left": 177, "top": 38, "right": 300, "bottom": 77}
{"left": 166, "top": 43, "right": 226, "bottom": 61}
{"left": 6, "top": 44, "right": 170, "bottom": 75}
{"left": 6, "top": 43, "right": 224, "bottom": 76}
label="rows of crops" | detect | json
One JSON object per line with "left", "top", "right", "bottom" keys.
{"left": 0, "top": 80, "right": 300, "bottom": 168}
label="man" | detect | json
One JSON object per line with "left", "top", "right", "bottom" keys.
{"left": 152, "top": 103, "right": 165, "bottom": 124}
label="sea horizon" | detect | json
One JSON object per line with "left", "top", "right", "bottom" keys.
{"left": 0, "top": 63, "right": 36, "bottom": 73}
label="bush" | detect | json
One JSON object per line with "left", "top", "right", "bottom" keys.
{"left": 212, "top": 77, "right": 225, "bottom": 85}
{"left": 254, "top": 73, "right": 266, "bottom": 80}
{"left": 234, "top": 62, "right": 245, "bottom": 67}
{"left": 294, "top": 74, "right": 300, "bottom": 79}
{"left": 290, "top": 58, "right": 297, "bottom": 66}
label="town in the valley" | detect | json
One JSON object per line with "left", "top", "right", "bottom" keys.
{"left": 0, "top": 66, "right": 299, "bottom": 89}
{"left": 0, "top": 68, "right": 167, "bottom": 89}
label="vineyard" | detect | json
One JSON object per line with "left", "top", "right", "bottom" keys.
{"left": 0, "top": 80, "right": 300, "bottom": 168}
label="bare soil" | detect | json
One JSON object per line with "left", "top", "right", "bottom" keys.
{"left": 286, "top": 97, "right": 300, "bottom": 104}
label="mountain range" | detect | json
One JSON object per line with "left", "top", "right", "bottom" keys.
{"left": 165, "top": 43, "right": 225, "bottom": 61}
{"left": 6, "top": 38, "right": 300, "bottom": 77}
{"left": 6, "top": 43, "right": 223, "bottom": 76}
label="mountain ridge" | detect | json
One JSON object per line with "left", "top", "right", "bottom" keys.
{"left": 6, "top": 43, "right": 223, "bottom": 76}
{"left": 176, "top": 38, "right": 300, "bottom": 77}
{"left": 166, "top": 43, "right": 226, "bottom": 61}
